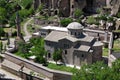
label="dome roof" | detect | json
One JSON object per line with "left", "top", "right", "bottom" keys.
{"left": 67, "top": 22, "right": 84, "bottom": 30}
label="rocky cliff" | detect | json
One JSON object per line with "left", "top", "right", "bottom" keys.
{"left": 109, "top": 0, "right": 120, "bottom": 15}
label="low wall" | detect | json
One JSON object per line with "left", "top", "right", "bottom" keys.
{"left": 3, "top": 52, "right": 72, "bottom": 80}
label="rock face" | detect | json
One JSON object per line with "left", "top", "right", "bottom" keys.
{"left": 34, "top": 0, "right": 107, "bottom": 17}
{"left": 107, "top": 0, "right": 120, "bottom": 15}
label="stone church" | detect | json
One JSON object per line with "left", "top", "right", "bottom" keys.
{"left": 44, "top": 22, "right": 103, "bottom": 67}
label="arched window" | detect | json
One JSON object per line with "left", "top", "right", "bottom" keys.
{"left": 72, "top": 5, "right": 74, "bottom": 8}
{"left": 48, "top": 53, "right": 51, "bottom": 58}
{"left": 65, "top": 50, "right": 67, "bottom": 55}
{"left": 75, "top": 32, "right": 77, "bottom": 36}
{"left": 81, "top": 54, "right": 84, "bottom": 58}
{"left": 71, "top": 32, "right": 73, "bottom": 35}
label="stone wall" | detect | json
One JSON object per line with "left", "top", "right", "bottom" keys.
{"left": 2, "top": 52, "right": 72, "bottom": 80}
{"left": 84, "top": 29, "right": 111, "bottom": 42}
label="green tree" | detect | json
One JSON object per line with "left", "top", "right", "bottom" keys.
{"left": 72, "top": 59, "right": 120, "bottom": 80}
{"left": 37, "top": 4, "right": 43, "bottom": 12}
{"left": 17, "top": 0, "right": 33, "bottom": 9}
{"left": 0, "top": 41, "right": 3, "bottom": 54}
{"left": 30, "top": 37, "right": 47, "bottom": 65}
{"left": 0, "top": 7, "right": 7, "bottom": 24}
{"left": 53, "top": 49, "right": 62, "bottom": 64}
{"left": 17, "top": 41, "right": 30, "bottom": 54}
{"left": 0, "top": 27, "right": 5, "bottom": 39}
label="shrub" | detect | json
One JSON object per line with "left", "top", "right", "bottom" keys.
{"left": 98, "top": 15, "right": 107, "bottom": 21}
{"left": 74, "top": 9, "right": 83, "bottom": 18}
{"left": 37, "top": 4, "right": 43, "bottom": 12}
{"left": 117, "top": 12, "right": 120, "bottom": 18}
{"left": 60, "top": 18, "right": 73, "bottom": 27}
{"left": 0, "top": 27, "right": 5, "bottom": 37}
{"left": 12, "top": 31, "right": 17, "bottom": 37}
{"left": 107, "top": 17, "right": 114, "bottom": 22}
{"left": 86, "top": 16, "right": 96, "bottom": 24}
{"left": 53, "top": 49, "right": 62, "bottom": 64}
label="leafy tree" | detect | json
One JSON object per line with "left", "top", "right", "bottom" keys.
{"left": 0, "top": 0, "right": 34, "bottom": 26}
{"left": 53, "top": 49, "right": 62, "bottom": 64}
{"left": 17, "top": 0, "right": 33, "bottom": 9}
{"left": 0, "top": 7, "right": 7, "bottom": 24}
{"left": 107, "top": 17, "right": 114, "bottom": 22}
{"left": 117, "top": 12, "right": 120, "bottom": 18}
{"left": 98, "top": 15, "right": 107, "bottom": 21}
{"left": 0, "top": 0, "right": 7, "bottom": 7}
{"left": 37, "top": 4, "right": 44, "bottom": 12}
{"left": 60, "top": 18, "right": 73, "bottom": 27}
{"left": 0, "top": 27, "right": 5, "bottom": 38}
{"left": 72, "top": 60, "right": 120, "bottom": 80}
{"left": 29, "top": 37, "right": 47, "bottom": 65}
{"left": 17, "top": 41, "right": 30, "bottom": 54}
{"left": 0, "top": 41, "right": 3, "bottom": 53}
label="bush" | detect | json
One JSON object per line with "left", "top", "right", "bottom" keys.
{"left": 107, "top": 17, "right": 114, "bottom": 22}
{"left": 12, "top": 31, "right": 17, "bottom": 37}
{"left": 35, "top": 56, "right": 46, "bottom": 65}
{"left": 0, "top": 27, "right": 5, "bottom": 37}
{"left": 19, "top": 0, "right": 33, "bottom": 9}
{"left": 74, "top": 9, "right": 83, "bottom": 18}
{"left": 117, "top": 12, "right": 120, "bottom": 18}
{"left": 87, "top": 16, "right": 99, "bottom": 25}
{"left": 60, "top": 18, "right": 73, "bottom": 27}
{"left": 98, "top": 15, "right": 107, "bottom": 21}
{"left": 37, "top": 4, "right": 43, "bottom": 12}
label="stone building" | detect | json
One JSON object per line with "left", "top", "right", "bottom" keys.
{"left": 44, "top": 22, "right": 103, "bottom": 67}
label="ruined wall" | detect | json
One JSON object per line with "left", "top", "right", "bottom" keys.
{"left": 94, "top": 0, "right": 106, "bottom": 8}
{"left": 59, "top": 0, "right": 70, "bottom": 17}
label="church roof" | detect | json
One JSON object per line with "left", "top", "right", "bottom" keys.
{"left": 75, "top": 45, "right": 91, "bottom": 52}
{"left": 41, "top": 26, "right": 68, "bottom": 32}
{"left": 67, "top": 22, "right": 84, "bottom": 30}
{"left": 45, "top": 31, "right": 94, "bottom": 43}
{"left": 44, "top": 31, "right": 68, "bottom": 42}
{"left": 93, "top": 41, "right": 103, "bottom": 46}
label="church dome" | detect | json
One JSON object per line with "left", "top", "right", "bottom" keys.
{"left": 67, "top": 22, "right": 84, "bottom": 30}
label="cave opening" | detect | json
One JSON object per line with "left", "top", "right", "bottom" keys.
{"left": 83, "top": 0, "right": 96, "bottom": 14}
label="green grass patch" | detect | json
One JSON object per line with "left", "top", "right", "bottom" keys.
{"left": 15, "top": 52, "right": 33, "bottom": 59}
{"left": 103, "top": 48, "right": 109, "bottom": 56}
{"left": 27, "top": 24, "right": 34, "bottom": 34}
{"left": 4, "top": 27, "right": 16, "bottom": 33}
{"left": 47, "top": 63, "right": 77, "bottom": 73}
{"left": 113, "top": 40, "right": 120, "bottom": 52}
{"left": 114, "top": 30, "right": 120, "bottom": 32}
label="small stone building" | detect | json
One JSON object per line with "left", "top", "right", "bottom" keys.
{"left": 44, "top": 22, "right": 103, "bottom": 67}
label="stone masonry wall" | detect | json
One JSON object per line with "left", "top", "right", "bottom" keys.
{"left": 3, "top": 52, "right": 72, "bottom": 80}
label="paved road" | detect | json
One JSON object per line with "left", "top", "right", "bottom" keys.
{"left": 23, "top": 13, "right": 40, "bottom": 41}
{"left": 23, "top": 18, "right": 33, "bottom": 37}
